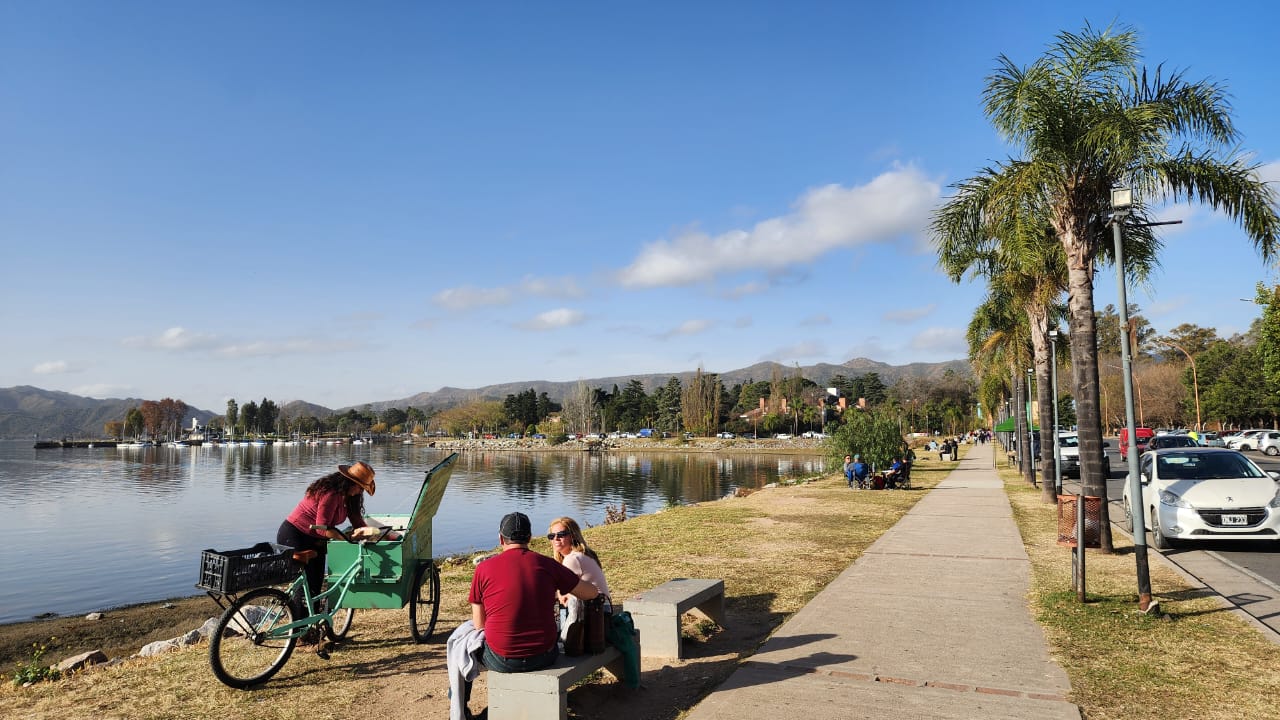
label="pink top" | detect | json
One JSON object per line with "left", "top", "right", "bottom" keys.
{"left": 561, "top": 550, "right": 609, "bottom": 596}
{"left": 286, "top": 490, "right": 365, "bottom": 538}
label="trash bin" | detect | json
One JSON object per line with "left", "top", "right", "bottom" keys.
{"left": 1056, "top": 494, "right": 1102, "bottom": 548}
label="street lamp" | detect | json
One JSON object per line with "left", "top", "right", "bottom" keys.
{"left": 1026, "top": 367, "right": 1036, "bottom": 482}
{"left": 1158, "top": 338, "right": 1202, "bottom": 431}
{"left": 1049, "top": 328, "right": 1062, "bottom": 495}
{"left": 1112, "top": 187, "right": 1155, "bottom": 613}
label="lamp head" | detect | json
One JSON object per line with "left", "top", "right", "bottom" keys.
{"left": 1111, "top": 187, "right": 1133, "bottom": 210}
{"left": 1048, "top": 328, "right": 1059, "bottom": 340}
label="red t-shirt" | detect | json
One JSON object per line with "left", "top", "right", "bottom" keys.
{"left": 468, "top": 547, "right": 582, "bottom": 658}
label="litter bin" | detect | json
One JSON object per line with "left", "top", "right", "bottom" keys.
{"left": 1056, "top": 494, "right": 1102, "bottom": 548}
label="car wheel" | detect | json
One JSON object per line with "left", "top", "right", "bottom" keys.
{"left": 1150, "top": 508, "right": 1174, "bottom": 551}
{"left": 1122, "top": 497, "right": 1134, "bottom": 532}
{"left": 1266, "top": 446, "right": 1279, "bottom": 456}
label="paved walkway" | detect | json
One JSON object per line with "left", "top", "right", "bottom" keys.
{"left": 685, "top": 442, "right": 1081, "bottom": 720}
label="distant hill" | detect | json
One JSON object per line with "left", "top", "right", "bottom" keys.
{"left": 352, "top": 357, "right": 971, "bottom": 412}
{"left": 3, "top": 357, "right": 969, "bottom": 436}
{"left": 0, "top": 386, "right": 217, "bottom": 439}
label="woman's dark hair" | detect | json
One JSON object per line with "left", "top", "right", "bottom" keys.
{"left": 305, "top": 472, "right": 366, "bottom": 520}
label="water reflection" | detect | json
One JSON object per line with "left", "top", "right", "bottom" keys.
{"left": 0, "top": 440, "right": 823, "bottom": 623}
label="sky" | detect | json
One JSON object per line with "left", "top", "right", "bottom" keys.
{"left": 4, "top": 2, "right": 1280, "bottom": 413}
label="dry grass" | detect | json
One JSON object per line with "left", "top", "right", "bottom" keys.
{"left": 1003, "top": 466, "right": 1280, "bottom": 720}
{"left": 2, "top": 466, "right": 948, "bottom": 720}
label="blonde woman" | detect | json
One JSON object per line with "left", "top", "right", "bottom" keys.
{"left": 547, "top": 517, "right": 610, "bottom": 653}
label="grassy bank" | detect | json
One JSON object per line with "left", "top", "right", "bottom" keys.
{"left": 2, "top": 460, "right": 951, "bottom": 720}
{"left": 1002, "top": 466, "right": 1280, "bottom": 720}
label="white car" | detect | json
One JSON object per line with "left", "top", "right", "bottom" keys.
{"left": 1226, "top": 430, "right": 1271, "bottom": 451}
{"left": 1122, "top": 447, "right": 1280, "bottom": 550}
{"left": 1257, "top": 431, "right": 1280, "bottom": 456}
{"left": 716, "top": 432, "right": 735, "bottom": 439}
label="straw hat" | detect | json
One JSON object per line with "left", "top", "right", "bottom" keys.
{"left": 338, "top": 461, "right": 376, "bottom": 495}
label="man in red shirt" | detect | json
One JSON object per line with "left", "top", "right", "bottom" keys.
{"left": 469, "top": 512, "right": 599, "bottom": 672}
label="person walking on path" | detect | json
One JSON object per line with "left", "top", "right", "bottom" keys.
{"left": 684, "top": 440, "right": 1079, "bottom": 720}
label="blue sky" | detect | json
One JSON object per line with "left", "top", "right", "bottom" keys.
{"left": 4, "top": 2, "right": 1278, "bottom": 413}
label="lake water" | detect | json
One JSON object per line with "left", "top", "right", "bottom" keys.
{"left": 0, "top": 439, "right": 824, "bottom": 624}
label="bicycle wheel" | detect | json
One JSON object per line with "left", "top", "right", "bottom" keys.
{"left": 326, "top": 606, "right": 355, "bottom": 640}
{"left": 209, "top": 587, "right": 298, "bottom": 688}
{"left": 409, "top": 561, "right": 441, "bottom": 643}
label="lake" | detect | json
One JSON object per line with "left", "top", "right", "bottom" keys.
{"left": 0, "top": 439, "right": 825, "bottom": 624}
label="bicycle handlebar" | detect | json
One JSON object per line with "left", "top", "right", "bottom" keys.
{"left": 310, "top": 524, "right": 402, "bottom": 543}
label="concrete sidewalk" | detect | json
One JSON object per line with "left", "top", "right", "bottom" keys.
{"left": 685, "top": 442, "right": 1081, "bottom": 720}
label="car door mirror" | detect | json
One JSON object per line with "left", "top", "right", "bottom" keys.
{"left": 1269, "top": 471, "right": 1280, "bottom": 482}
{"left": 1140, "top": 473, "right": 1151, "bottom": 485}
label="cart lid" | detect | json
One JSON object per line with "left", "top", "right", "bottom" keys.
{"left": 403, "top": 452, "right": 459, "bottom": 559}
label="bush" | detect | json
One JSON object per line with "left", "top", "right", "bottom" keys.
{"left": 12, "top": 638, "right": 59, "bottom": 687}
{"left": 825, "top": 409, "right": 906, "bottom": 471}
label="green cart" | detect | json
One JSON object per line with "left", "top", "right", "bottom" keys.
{"left": 325, "top": 451, "right": 459, "bottom": 642}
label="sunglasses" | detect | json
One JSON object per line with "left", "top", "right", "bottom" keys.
{"left": 547, "top": 530, "right": 572, "bottom": 540}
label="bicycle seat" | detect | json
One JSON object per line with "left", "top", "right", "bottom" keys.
{"left": 292, "top": 549, "right": 318, "bottom": 563}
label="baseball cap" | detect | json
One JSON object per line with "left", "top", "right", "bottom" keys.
{"left": 500, "top": 512, "right": 532, "bottom": 543}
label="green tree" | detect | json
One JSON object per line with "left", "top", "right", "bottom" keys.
{"left": 825, "top": 409, "right": 906, "bottom": 471}
{"left": 652, "top": 377, "right": 683, "bottom": 433}
{"left": 976, "top": 24, "right": 1280, "bottom": 549}
{"left": 225, "top": 399, "right": 238, "bottom": 437}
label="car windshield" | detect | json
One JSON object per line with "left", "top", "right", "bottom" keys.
{"left": 1157, "top": 451, "right": 1267, "bottom": 480}
{"left": 1058, "top": 435, "right": 1079, "bottom": 448}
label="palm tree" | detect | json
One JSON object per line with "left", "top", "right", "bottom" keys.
{"left": 965, "top": 288, "right": 1036, "bottom": 483}
{"left": 935, "top": 168, "right": 1070, "bottom": 502}
{"left": 980, "top": 23, "right": 1280, "bottom": 551}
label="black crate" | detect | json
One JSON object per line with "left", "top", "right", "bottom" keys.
{"left": 196, "top": 542, "right": 301, "bottom": 593}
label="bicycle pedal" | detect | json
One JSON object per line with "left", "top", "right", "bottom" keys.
{"left": 316, "top": 642, "right": 332, "bottom": 660}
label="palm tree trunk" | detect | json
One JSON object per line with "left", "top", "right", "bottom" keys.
{"left": 1024, "top": 310, "right": 1054, "bottom": 504}
{"left": 1065, "top": 262, "right": 1114, "bottom": 552}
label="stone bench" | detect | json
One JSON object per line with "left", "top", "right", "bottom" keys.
{"left": 625, "top": 578, "right": 725, "bottom": 659}
{"left": 487, "top": 634, "right": 635, "bottom": 720}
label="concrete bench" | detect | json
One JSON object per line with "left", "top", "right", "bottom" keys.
{"left": 625, "top": 578, "right": 725, "bottom": 658}
{"left": 487, "top": 636, "right": 634, "bottom": 720}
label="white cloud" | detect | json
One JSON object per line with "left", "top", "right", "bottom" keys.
{"left": 433, "top": 286, "right": 513, "bottom": 310}
{"left": 73, "top": 383, "right": 133, "bottom": 399}
{"left": 123, "top": 327, "right": 219, "bottom": 352}
{"left": 910, "top": 327, "right": 966, "bottom": 354}
{"left": 216, "top": 338, "right": 332, "bottom": 358}
{"left": 33, "top": 360, "right": 70, "bottom": 374}
{"left": 658, "top": 319, "right": 713, "bottom": 339}
{"left": 617, "top": 166, "right": 940, "bottom": 288}
{"left": 722, "top": 281, "right": 769, "bottom": 299}
{"left": 520, "top": 308, "right": 586, "bottom": 331}
{"left": 520, "top": 275, "right": 584, "bottom": 299}
{"left": 883, "top": 304, "right": 936, "bottom": 323}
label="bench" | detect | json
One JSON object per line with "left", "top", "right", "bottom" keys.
{"left": 625, "top": 578, "right": 725, "bottom": 658}
{"left": 487, "top": 636, "right": 635, "bottom": 720}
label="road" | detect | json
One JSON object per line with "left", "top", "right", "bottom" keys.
{"left": 1052, "top": 440, "right": 1280, "bottom": 639}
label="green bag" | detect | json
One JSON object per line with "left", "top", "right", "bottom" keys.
{"left": 605, "top": 610, "right": 641, "bottom": 688}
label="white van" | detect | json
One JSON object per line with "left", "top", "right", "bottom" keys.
{"left": 1058, "top": 431, "right": 1110, "bottom": 478}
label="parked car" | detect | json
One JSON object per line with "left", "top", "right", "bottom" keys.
{"left": 1256, "top": 431, "right": 1280, "bottom": 456}
{"left": 774, "top": 433, "right": 793, "bottom": 440}
{"left": 1148, "top": 434, "right": 1200, "bottom": 450}
{"left": 1122, "top": 447, "right": 1280, "bottom": 549}
{"left": 1198, "top": 432, "right": 1225, "bottom": 447}
{"left": 716, "top": 432, "right": 735, "bottom": 439}
{"left": 1118, "top": 426, "right": 1155, "bottom": 456}
{"left": 1226, "top": 430, "right": 1271, "bottom": 451}
{"left": 1058, "top": 431, "right": 1110, "bottom": 478}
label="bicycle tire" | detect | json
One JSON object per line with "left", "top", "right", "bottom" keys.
{"left": 409, "top": 561, "right": 441, "bottom": 643}
{"left": 327, "top": 606, "right": 355, "bottom": 640}
{"left": 209, "top": 587, "right": 298, "bottom": 688}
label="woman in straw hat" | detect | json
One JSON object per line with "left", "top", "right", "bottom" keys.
{"left": 277, "top": 461, "right": 396, "bottom": 603}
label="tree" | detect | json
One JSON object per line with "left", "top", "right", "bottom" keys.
{"left": 225, "top": 399, "right": 238, "bottom": 437}
{"left": 681, "top": 368, "right": 722, "bottom": 436}
{"left": 124, "top": 406, "right": 144, "bottom": 439}
{"left": 561, "top": 381, "right": 595, "bottom": 435}
{"left": 104, "top": 420, "right": 123, "bottom": 439}
{"left": 652, "top": 377, "right": 683, "bottom": 433}
{"left": 825, "top": 408, "right": 906, "bottom": 471}
{"left": 979, "top": 23, "right": 1280, "bottom": 550}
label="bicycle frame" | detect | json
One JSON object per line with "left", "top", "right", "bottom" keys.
{"left": 263, "top": 541, "right": 374, "bottom": 641}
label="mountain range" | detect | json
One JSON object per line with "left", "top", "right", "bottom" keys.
{"left": 1, "top": 357, "right": 969, "bottom": 438}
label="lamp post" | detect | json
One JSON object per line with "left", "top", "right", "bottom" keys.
{"left": 1049, "top": 328, "right": 1062, "bottom": 495}
{"left": 1026, "top": 367, "right": 1036, "bottom": 482}
{"left": 1112, "top": 187, "right": 1155, "bottom": 613}
{"left": 1158, "top": 338, "right": 1202, "bottom": 431}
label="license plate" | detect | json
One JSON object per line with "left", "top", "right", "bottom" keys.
{"left": 1221, "top": 514, "right": 1248, "bottom": 526}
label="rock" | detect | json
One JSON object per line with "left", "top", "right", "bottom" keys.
{"left": 85, "top": 612, "right": 103, "bottom": 621}
{"left": 56, "top": 649, "right": 108, "bottom": 672}
{"left": 137, "top": 639, "right": 181, "bottom": 657}
{"left": 198, "top": 616, "right": 223, "bottom": 639}
{"left": 176, "top": 629, "right": 202, "bottom": 646}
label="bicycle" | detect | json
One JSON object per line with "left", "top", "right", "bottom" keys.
{"left": 200, "top": 452, "right": 458, "bottom": 689}
{"left": 206, "top": 525, "right": 441, "bottom": 688}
